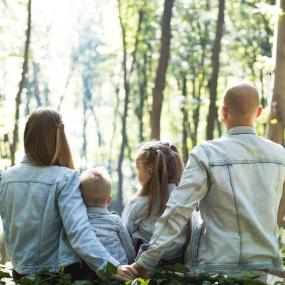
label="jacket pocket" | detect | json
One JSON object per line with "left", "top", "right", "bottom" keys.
{"left": 188, "top": 223, "right": 204, "bottom": 261}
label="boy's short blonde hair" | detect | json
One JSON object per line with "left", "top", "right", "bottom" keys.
{"left": 80, "top": 167, "right": 111, "bottom": 207}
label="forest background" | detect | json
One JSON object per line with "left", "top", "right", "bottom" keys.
{"left": 0, "top": 0, "right": 285, "bottom": 215}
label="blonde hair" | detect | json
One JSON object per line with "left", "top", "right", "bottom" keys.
{"left": 24, "top": 107, "right": 74, "bottom": 169}
{"left": 80, "top": 168, "right": 111, "bottom": 207}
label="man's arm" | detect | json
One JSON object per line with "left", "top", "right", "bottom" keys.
{"left": 135, "top": 145, "right": 209, "bottom": 272}
{"left": 278, "top": 183, "right": 285, "bottom": 227}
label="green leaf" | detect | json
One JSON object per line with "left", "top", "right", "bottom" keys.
{"left": 18, "top": 275, "right": 36, "bottom": 285}
{"left": 0, "top": 271, "right": 11, "bottom": 279}
{"left": 160, "top": 263, "right": 189, "bottom": 273}
{"left": 72, "top": 280, "right": 93, "bottom": 285}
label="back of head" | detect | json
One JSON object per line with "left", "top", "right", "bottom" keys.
{"left": 80, "top": 168, "right": 111, "bottom": 207}
{"left": 223, "top": 82, "right": 259, "bottom": 119}
{"left": 137, "top": 141, "right": 183, "bottom": 217}
{"left": 24, "top": 107, "right": 74, "bottom": 169}
{"left": 156, "top": 142, "right": 184, "bottom": 186}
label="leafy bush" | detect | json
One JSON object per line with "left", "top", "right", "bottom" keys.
{"left": 0, "top": 263, "right": 283, "bottom": 285}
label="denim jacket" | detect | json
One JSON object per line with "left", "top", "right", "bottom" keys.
{"left": 122, "top": 184, "right": 188, "bottom": 260}
{"left": 87, "top": 207, "right": 135, "bottom": 264}
{"left": 137, "top": 127, "right": 285, "bottom": 274}
{"left": 0, "top": 156, "right": 119, "bottom": 274}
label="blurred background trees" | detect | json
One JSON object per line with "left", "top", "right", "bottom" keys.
{"left": 0, "top": 0, "right": 284, "bottom": 214}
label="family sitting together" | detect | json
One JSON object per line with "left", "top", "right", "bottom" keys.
{"left": 0, "top": 82, "right": 285, "bottom": 282}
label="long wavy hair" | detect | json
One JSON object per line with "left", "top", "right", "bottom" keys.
{"left": 24, "top": 107, "right": 74, "bottom": 169}
{"left": 136, "top": 141, "right": 184, "bottom": 217}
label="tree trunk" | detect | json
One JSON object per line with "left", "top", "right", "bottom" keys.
{"left": 150, "top": 0, "right": 175, "bottom": 139}
{"left": 266, "top": 0, "right": 285, "bottom": 144}
{"left": 10, "top": 0, "right": 32, "bottom": 166}
{"left": 32, "top": 61, "right": 41, "bottom": 107}
{"left": 206, "top": 0, "right": 224, "bottom": 140}
{"left": 80, "top": 77, "right": 90, "bottom": 171}
{"left": 117, "top": 0, "right": 131, "bottom": 213}
{"left": 91, "top": 108, "right": 103, "bottom": 147}
{"left": 180, "top": 76, "right": 190, "bottom": 163}
{"left": 117, "top": 1, "right": 143, "bottom": 213}
{"left": 108, "top": 87, "right": 120, "bottom": 171}
{"left": 137, "top": 52, "right": 147, "bottom": 142}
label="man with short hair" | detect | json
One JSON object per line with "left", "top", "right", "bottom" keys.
{"left": 116, "top": 82, "right": 285, "bottom": 280}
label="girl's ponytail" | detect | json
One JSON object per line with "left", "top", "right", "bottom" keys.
{"left": 147, "top": 149, "right": 169, "bottom": 217}
{"left": 137, "top": 145, "right": 169, "bottom": 217}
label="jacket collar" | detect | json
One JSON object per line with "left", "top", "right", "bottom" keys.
{"left": 225, "top": 126, "right": 256, "bottom": 136}
{"left": 87, "top": 207, "right": 110, "bottom": 215}
{"left": 21, "top": 154, "right": 32, "bottom": 164}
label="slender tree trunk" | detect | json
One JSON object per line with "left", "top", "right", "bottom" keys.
{"left": 43, "top": 83, "right": 50, "bottom": 106}
{"left": 108, "top": 87, "right": 120, "bottom": 171}
{"left": 90, "top": 108, "right": 103, "bottom": 147}
{"left": 32, "top": 61, "right": 41, "bottom": 107}
{"left": 180, "top": 76, "right": 190, "bottom": 163}
{"left": 10, "top": 0, "right": 32, "bottom": 166}
{"left": 117, "top": 1, "right": 143, "bottom": 213}
{"left": 117, "top": 0, "right": 131, "bottom": 213}
{"left": 193, "top": 59, "right": 205, "bottom": 146}
{"left": 57, "top": 63, "right": 77, "bottom": 111}
{"left": 81, "top": 76, "right": 91, "bottom": 171}
{"left": 137, "top": 52, "right": 147, "bottom": 142}
{"left": 266, "top": 0, "right": 285, "bottom": 144}
{"left": 150, "top": 0, "right": 175, "bottom": 139}
{"left": 206, "top": 0, "right": 224, "bottom": 140}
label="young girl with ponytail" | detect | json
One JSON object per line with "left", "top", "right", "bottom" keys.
{"left": 122, "top": 141, "right": 187, "bottom": 262}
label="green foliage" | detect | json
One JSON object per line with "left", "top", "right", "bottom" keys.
{"left": 0, "top": 263, "right": 274, "bottom": 285}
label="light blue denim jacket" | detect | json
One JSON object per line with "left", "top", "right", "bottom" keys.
{"left": 87, "top": 207, "right": 135, "bottom": 264}
{"left": 122, "top": 184, "right": 187, "bottom": 261}
{"left": 137, "top": 127, "right": 285, "bottom": 274}
{"left": 0, "top": 156, "right": 119, "bottom": 274}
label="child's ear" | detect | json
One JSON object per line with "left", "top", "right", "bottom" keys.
{"left": 255, "top": 106, "right": 262, "bottom": 119}
{"left": 148, "top": 167, "right": 153, "bottom": 174}
{"left": 107, "top": 196, "right": 112, "bottom": 206}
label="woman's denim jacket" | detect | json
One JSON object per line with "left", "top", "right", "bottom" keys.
{"left": 0, "top": 156, "right": 119, "bottom": 274}
{"left": 137, "top": 127, "right": 285, "bottom": 274}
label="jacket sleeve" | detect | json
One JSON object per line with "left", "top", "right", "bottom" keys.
{"left": 136, "top": 145, "right": 209, "bottom": 271}
{"left": 57, "top": 170, "right": 120, "bottom": 272}
{"left": 121, "top": 198, "right": 140, "bottom": 237}
{"left": 278, "top": 183, "right": 285, "bottom": 227}
{"left": 117, "top": 219, "right": 136, "bottom": 263}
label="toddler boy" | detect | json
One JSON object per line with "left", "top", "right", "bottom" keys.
{"left": 80, "top": 168, "right": 135, "bottom": 265}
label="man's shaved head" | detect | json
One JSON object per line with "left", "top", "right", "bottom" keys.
{"left": 223, "top": 83, "right": 259, "bottom": 118}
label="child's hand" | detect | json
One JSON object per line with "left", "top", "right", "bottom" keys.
{"left": 114, "top": 264, "right": 139, "bottom": 281}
